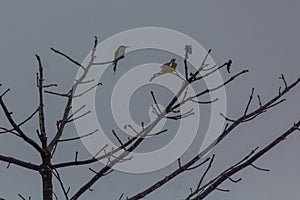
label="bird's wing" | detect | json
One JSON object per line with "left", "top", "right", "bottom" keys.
{"left": 114, "top": 49, "right": 119, "bottom": 60}
{"left": 170, "top": 62, "right": 177, "bottom": 70}
{"left": 161, "top": 61, "right": 170, "bottom": 69}
{"left": 161, "top": 65, "right": 174, "bottom": 73}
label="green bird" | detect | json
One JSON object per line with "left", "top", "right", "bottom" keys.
{"left": 113, "top": 45, "right": 129, "bottom": 75}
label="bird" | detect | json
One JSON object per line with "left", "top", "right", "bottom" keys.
{"left": 226, "top": 59, "right": 232, "bottom": 73}
{"left": 150, "top": 59, "right": 177, "bottom": 81}
{"left": 185, "top": 45, "right": 192, "bottom": 59}
{"left": 113, "top": 45, "right": 129, "bottom": 75}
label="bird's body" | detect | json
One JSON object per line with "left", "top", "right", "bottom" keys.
{"left": 113, "top": 45, "right": 129, "bottom": 75}
{"left": 226, "top": 59, "right": 232, "bottom": 73}
{"left": 161, "top": 59, "right": 177, "bottom": 72}
{"left": 150, "top": 59, "right": 177, "bottom": 81}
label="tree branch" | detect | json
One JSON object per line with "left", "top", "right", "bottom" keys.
{"left": 191, "top": 120, "right": 300, "bottom": 199}
{"left": 0, "top": 96, "right": 43, "bottom": 154}
{"left": 0, "top": 155, "right": 40, "bottom": 171}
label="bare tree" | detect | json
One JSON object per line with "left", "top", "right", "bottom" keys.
{"left": 0, "top": 37, "right": 299, "bottom": 200}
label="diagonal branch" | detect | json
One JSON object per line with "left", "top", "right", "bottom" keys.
{"left": 173, "top": 70, "right": 249, "bottom": 110}
{"left": 127, "top": 76, "right": 300, "bottom": 200}
{"left": 191, "top": 120, "right": 300, "bottom": 200}
{"left": 53, "top": 168, "right": 70, "bottom": 200}
{"left": 0, "top": 96, "right": 43, "bottom": 154}
{"left": 50, "top": 48, "right": 86, "bottom": 71}
{"left": 48, "top": 36, "right": 99, "bottom": 151}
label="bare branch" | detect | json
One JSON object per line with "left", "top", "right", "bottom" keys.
{"left": 128, "top": 77, "right": 300, "bottom": 200}
{"left": 257, "top": 94, "right": 262, "bottom": 108}
{"left": 0, "top": 155, "right": 39, "bottom": 171}
{"left": 18, "top": 194, "right": 26, "bottom": 200}
{"left": 48, "top": 37, "right": 99, "bottom": 151}
{"left": 147, "top": 129, "right": 168, "bottom": 137}
{"left": 89, "top": 168, "right": 98, "bottom": 174}
{"left": 1, "top": 88, "right": 10, "bottom": 97}
{"left": 0, "top": 127, "right": 19, "bottom": 135}
{"left": 228, "top": 177, "right": 242, "bottom": 183}
{"left": 112, "top": 130, "right": 126, "bottom": 150}
{"left": 216, "top": 187, "right": 230, "bottom": 192}
{"left": 91, "top": 60, "right": 114, "bottom": 66}
{"left": 191, "top": 120, "right": 300, "bottom": 200}
{"left": 265, "top": 99, "right": 286, "bottom": 109}
{"left": 67, "top": 105, "right": 86, "bottom": 121}
{"left": 0, "top": 96, "right": 43, "bottom": 153}
{"left": 36, "top": 54, "right": 48, "bottom": 149}
{"left": 189, "top": 49, "right": 211, "bottom": 81}
{"left": 53, "top": 135, "right": 143, "bottom": 169}
{"left": 243, "top": 88, "right": 254, "bottom": 116}
{"left": 48, "top": 94, "right": 72, "bottom": 150}
{"left": 193, "top": 60, "right": 231, "bottom": 82}
{"left": 250, "top": 163, "right": 270, "bottom": 172}
{"left": 50, "top": 47, "right": 86, "bottom": 71}
{"left": 75, "top": 151, "right": 78, "bottom": 162}
{"left": 118, "top": 193, "right": 124, "bottom": 200}
{"left": 194, "top": 70, "right": 249, "bottom": 99}
{"left": 73, "top": 82, "right": 102, "bottom": 98}
{"left": 150, "top": 91, "right": 162, "bottom": 114}
{"left": 165, "top": 109, "right": 194, "bottom": 120}
{"left": 219, "top": 113, "right": 236, "bottom": 123}
{"left": 186, "top": 157, "right": 210, "bottom": 171}
{"left": 19, "top": 108, "right": 39, "bottom": 127}
{"left": 178, "top": 159, "right": 182, "bottom": 168}
{"left": 66, "top": 110, "right": 91, "bottom": 123}
{"left": 191, "top": 98, "right": 218, "bottom": 104}
{"left": 53, "top": 168, "right": 70, "bottom": 200}
{"left": 173, "top": 70, "right": 249, "bottom": 110}
{"left": 124, "top": 124, "right": 139, "bottom": 135}
{"left": 127, "top": 155, "right": 211, "bottom": 200}
{"left": 58, "top": 129, "right": 97, "bottom": 143}
{"left": 196, "top": 155, "right": 215, "bottom": 190}
{"left": 44, "top": 90, "right": 69, "bottom": 97}
{"left": 279, "top": 74, "right": 288, "bottom": 88}
{"left": 43, "top": 83, "right": 58, "bottom": 88}
{"left": 202, "top": 64, "right": 217, "bottom": 71}
{"left": 92, "top": 144, "right": 109, "bottom": 159}
{"left": 184, "top": 59, "right": 189, "bottom": 80}
{"left": 79, "top": 79, "right": 95, "bottom": 84}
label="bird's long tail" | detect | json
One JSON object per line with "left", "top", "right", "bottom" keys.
{"left": 113, "top": 60, "right": 118, "bottom": 76}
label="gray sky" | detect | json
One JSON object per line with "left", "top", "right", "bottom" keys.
{"left": 0, "top": 1, "right": 300, "bottom": 199}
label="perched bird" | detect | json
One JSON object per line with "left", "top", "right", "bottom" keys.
{"left": 113, "top": 45, "right": 129, "bottom": 75}
{"left": 150, "top": 59, "right": 177, "bottom": 81}
{"left": 226, "top": 59, "right": 232, "bottom": 73}
{"left": 185, "top": 45, "right": 192, "bottom": 59}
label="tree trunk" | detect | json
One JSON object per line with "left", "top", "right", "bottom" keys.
{"left": 40, "top": 155, "right": 53, "bottom": 200}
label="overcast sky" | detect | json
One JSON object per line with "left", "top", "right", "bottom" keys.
{"left": 0, "top": 1, "right": 300, "bottom": 200}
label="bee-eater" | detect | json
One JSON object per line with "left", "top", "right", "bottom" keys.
{"left": 113, "top": 45, "right": 129, "bottom": 75}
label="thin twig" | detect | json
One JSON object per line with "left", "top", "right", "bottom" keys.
{"left": 196, "top": 155, "right": 215, "bottom": 190}
{"left": 250, "top": 163, "right": 270, "bottom": 172}
{"left": 50, "top": 47, "right": 86, "bottom": 71}
{"left": 112, "top": 130, "right": 126, "bottom": 150}
{"left": 244, "top": 88, "right": 254, "bottom": 116}
{"left": 58, "top": 129, "right": 98, "bottom": 143}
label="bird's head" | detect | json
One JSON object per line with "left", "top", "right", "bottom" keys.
{"left": 120, "top": 45, "right": 130, "bottom": 50}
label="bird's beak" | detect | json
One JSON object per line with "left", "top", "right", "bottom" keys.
{"left": 125, "top": 46, "right": 130, "bottom": 48}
